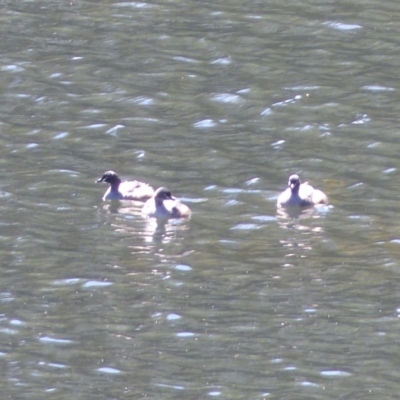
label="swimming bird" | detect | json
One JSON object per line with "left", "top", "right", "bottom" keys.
{"left": 277, "top": 174, "right": 328, "bottom": 208}
{"left": 96, "top": 170, "right": 154, "bottom": 201}
{"left": 142, "top": 187, "right": 191, "bottom": 219}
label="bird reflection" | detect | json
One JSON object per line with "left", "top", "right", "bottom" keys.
{"left": 99, "top": 201, "right": 191, "bottom": 250}
{"left": 277, "top": 204, "right": 328, "bottom": 221}
{"left": 102, "top": 199, "right": 144, "bottom": 216}
{"left": 276, "top": 205, "right": 330, "bottom": 258}
{"left": 141, "top": 217, "right": 190, "bottom": 245}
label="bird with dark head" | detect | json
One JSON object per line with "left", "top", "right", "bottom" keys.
{"left": 96, "top": 170, "right": 154, "bottom": 201}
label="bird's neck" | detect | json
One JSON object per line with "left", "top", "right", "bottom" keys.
{"left": 110, "top": 180, "right": 121, "bottom": 191}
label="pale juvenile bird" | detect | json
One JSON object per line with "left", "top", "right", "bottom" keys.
{"left": 277, "top": 174, "right": 328, "bottom": 208}
{"left": 142, "top": 187, "right": 191, "bottom": 219}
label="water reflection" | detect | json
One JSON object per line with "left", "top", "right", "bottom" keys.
{"left": 100, "top": 201, "right": 191, "bottom": 248}
{"left": 276, "top": 205, "right": 331, "bottom": 261}
{"left": 104, "top": 200, "right": 143, "bottom": 216}
{"left": 140, "top": 217, "right": 191, "bottom": 245}
{"left": 276, "top": 204, "right": 330, "bottom": 221}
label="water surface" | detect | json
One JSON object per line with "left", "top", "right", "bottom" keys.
{"left": 0, "top": 0, "right": 400, "bottom": 399}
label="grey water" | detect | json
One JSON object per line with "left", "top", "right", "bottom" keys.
{"left": 0, "top": 0, "right": 400, "bottom": 398}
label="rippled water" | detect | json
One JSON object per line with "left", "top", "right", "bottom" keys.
{"left": 1, "top": 0, "right": 400, "bottom": 398}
